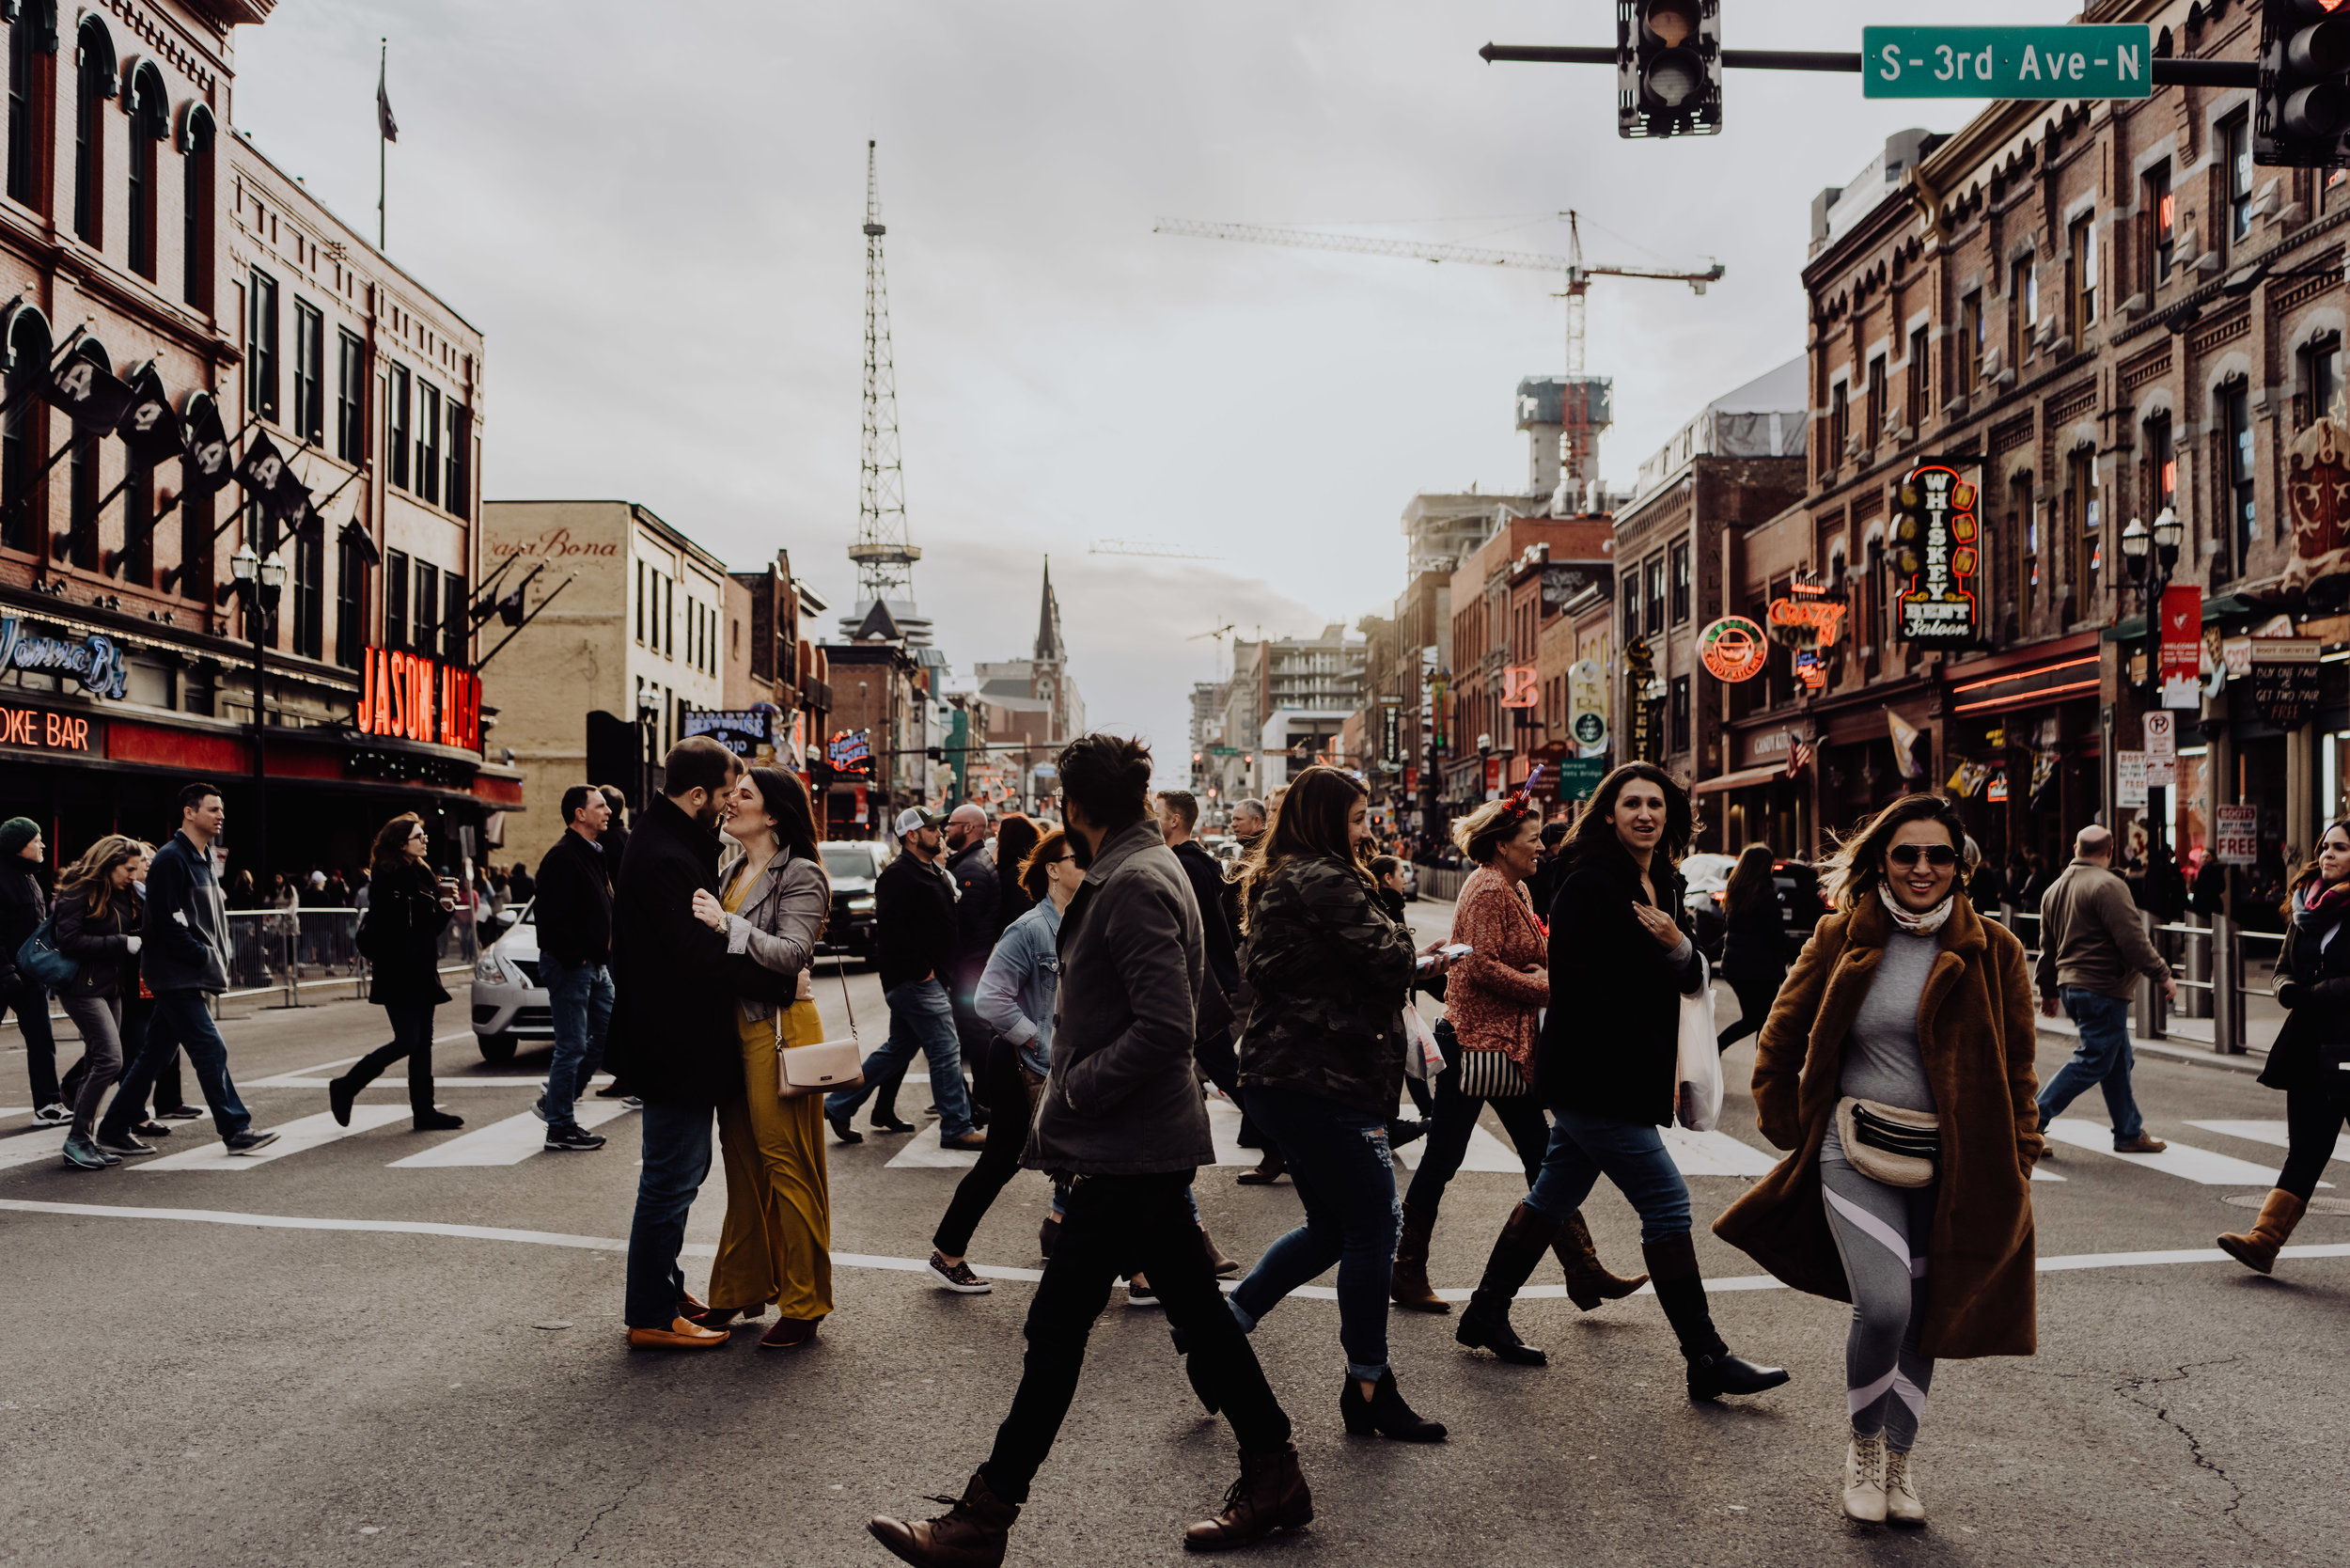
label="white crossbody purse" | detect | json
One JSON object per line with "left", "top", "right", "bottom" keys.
{"left": 777, "top": 955, "right": 867, "bottom": 1099}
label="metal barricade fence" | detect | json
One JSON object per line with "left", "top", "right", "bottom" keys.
{"left": 1998, "top": 902, "right": 2270, "bottom": 1058}
{"left": 215, "top": 906, "right": 481, "bottom": 1011}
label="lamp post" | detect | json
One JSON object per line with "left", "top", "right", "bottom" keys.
{"left": 228, "top": 543, "right": 288, "bottom": 883}
{"left": 2120, "top": 507, "right": 2185, "bottom": 846}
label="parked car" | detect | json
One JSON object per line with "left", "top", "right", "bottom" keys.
{"left": 470, "top": 900, "right": 552, "bottom": 1064}
{"left": 819, "top": 839, "right": 890, "bottom": 964}
{"left": 1679, "top": 853, "right": 1738, "bottom": 964}
{"left": 1774, "top": 859, "right": 1830, "bottom": 950}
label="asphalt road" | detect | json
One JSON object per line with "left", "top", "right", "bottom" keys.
{"left": 2, "top": 902, "right": 2344, "bottom": 1567}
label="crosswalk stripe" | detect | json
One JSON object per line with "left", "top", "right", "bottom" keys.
{"left": 1660, "top": 1126, "right": 1778, "bottom": 1177}
{"left": 2185, "top": 1120, "right": 2350, "bottom": 1165}
{"left": 139, "top": 1105, "right": 412, "bottom": 1169}
{"left": 883, "top": 1131, "right": 980, "bottom": 1169}
{"left": 0, "top": 1128, "right": 70, "bottom": 1169}
{"left": 387, "top": 1099, "right": 632, "bottom": 1168}
{"left": 2042, "top": 1119, "right": 2329, "bottom": 1186}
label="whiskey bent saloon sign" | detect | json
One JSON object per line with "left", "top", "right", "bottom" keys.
{"left": 1893, "top": 461, "right": 1981, "bottom": 645}
{"left": 357, "top": 645, "right": 482, "bottom": 750}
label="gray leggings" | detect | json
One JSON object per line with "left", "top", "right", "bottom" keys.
{"left": 1820, "top": 1126, "right": 1936, "bottom": 1451}
{"left": 58, "top": 993, "right": 124, "bottom": 1140}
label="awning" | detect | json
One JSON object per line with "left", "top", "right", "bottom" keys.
{"left": 1694, "top": 761, "right": 1796, "bottom": 794}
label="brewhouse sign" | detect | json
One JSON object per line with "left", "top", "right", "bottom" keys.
{"left": 356, "top": 644, "right": 482, "bottom": 750}
{"left": 1698, "top": 615, "right": 1768, "bottom": 682}
{"left": 0, "top": 618, "right": 127, "bottom": 699}
{"left": 1894, "top": 461, "right": 1981, "bottom": 645}
{"left": 685, "top": 706, "right": 778, "bottom": 761}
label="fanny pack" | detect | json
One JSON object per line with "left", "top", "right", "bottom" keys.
{"left": 1834, "top": 1096, "right": 1940, "bottom": 1188}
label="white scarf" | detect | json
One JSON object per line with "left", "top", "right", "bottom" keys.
{"left": 1877, "top": 884, "right": 1955, "bottom": 935}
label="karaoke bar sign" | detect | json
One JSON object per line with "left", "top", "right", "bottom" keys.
{"left": 356, "top": 645, "right": 482, "bottom": 750}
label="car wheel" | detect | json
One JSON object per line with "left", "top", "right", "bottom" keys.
{"left": 478, "top": 1032, "right": 519, "bottom": 1065}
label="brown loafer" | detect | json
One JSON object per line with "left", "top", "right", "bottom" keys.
{"left": 2113, "top": 1133, "right": 2169, "bottom": 1154}
{"left": 760, "top": 1316, "right": 821, "bottom": 1350}
{"left": 626, "top": 1316, "right": 729, "bottom": 1351}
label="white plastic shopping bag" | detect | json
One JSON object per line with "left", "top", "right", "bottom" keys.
{"left": 1674, "top": 951, "right": 1723, "bottom": 1131}
{"left": 1402, "top": 1004, "right": 1445, "bottom": 1082}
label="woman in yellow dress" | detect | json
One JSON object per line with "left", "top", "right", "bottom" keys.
{"left": 689, "top": 765, "right": 835, "bottom": 1349}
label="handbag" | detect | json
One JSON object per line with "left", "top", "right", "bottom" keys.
{"left": 1454, "top": 1042, "right": 1530, "bottom": 1099}
{"left": 777, "top": 953, "right": 868, "bottom": 1099}
{"left": 1834, "top": 1096, "right": 1940, "bottom": 1188}
{"left": 1674, "top": 950, "right": 1723, "bottom": 1131}
{"left": 15, "top": 917, "right": 78, "bottom": 992}
{"left": 1402, "top": 1003, "right": 1445, "bottom": 1082}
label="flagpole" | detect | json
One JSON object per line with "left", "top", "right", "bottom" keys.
{"left": 377, "top": 39, "right": 387, "bottom": 250}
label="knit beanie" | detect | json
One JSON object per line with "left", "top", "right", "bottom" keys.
{"left": 0, "top": 818, "right": 39, "bottom": 859}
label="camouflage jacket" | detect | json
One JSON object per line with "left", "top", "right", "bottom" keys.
{"left": 1237, "top": 853, "right": 1417, "bottom": 1116}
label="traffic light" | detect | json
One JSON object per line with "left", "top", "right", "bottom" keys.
{"left": 2257, "top": 0, "right": 2350, "bottom": 167}
{"left": 1617, "top": 0, "right": 1722, "bottom": 140}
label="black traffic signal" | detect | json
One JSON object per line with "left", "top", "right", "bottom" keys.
{"left": 1617, "top": 0, "right": 1721, "bottom": 140}
{"left": 2257, "top": 0, "right": 2350, "bottom": 166}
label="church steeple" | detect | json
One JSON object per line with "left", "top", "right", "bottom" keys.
{"left": 1034, "top": 556, "right": 1066, "bottom": 666}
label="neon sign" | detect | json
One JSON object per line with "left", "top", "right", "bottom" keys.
{"left": 357, "top": 645, "right": 482, "bottom": 750}
{"left": 1698, "top": 615, "right": 1768, "bottom": 682}
{"left": 1894, "top": 461, "right": 1981, "bottom": 646}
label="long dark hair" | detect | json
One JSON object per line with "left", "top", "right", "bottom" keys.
{"left": 745, "top": 766, "right": 822, "bottom": 870}
{"left": 58, "top": 834, "right": 145, "bottom": 923}
{"left": 1821, "top": 792, "right": 1967, "bottom": 911}
{"left": 2284, "top": 819, "right": 2350, "bottom": 917}
{"left": 369, "top": 813, "right": 428, "bottom": 887}
{"left": 1239, "top": 764, "right": 1369, "bottom": 928}
{"left": 996, "top": 813, "right": 1042, "bottom": 884}
{"left": 1725, "top": 842, "right": 1778, "bottom": 916}
{"left": 1560, "top": 762, "right": 1699, "bottom": 871}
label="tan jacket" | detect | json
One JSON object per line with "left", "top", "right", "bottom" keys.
{"left": 2033, "top": 858, "right": 2168, "bottom": 1002}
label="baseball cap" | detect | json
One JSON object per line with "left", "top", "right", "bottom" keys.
{"left": 894, "top": 807, "right": 943, "bottom": 839}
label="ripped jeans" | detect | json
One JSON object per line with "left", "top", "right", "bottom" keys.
{"left": 1229, "top": 1085, "right": 1401, "bottom": 1383}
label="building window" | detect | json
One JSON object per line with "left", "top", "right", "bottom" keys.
{"left": 71, "top": 18, "right": 110, "bottom": 246}
{"left": 1961, "top": 292, "right": 1983, "bottom": 395}
{"left": 2328, "top": 168, "right": 2350, "bottom": 217}
{"left": 336, "top": 331, "right": 366, "bottom": 461}
{"left": 1906, "top": 324, "right": 1931, "bottom": 426}
{"left": 634, "top": 558, "right": 646, "bottom": 644}
{"left": 121, "top": 455, "right": 152, "bottom": 587}
{"left": 415, "top": 381, "right": 441, "bottom": 505}
{"left": 181, "top": 107, "right": 215, "bottom": 309}
{"left": 66, "top": 394, "right": 98, "bottom": 569}
{"left": 2065, "top": 447, "right": 2097, "bottom": 621}
{"left": 2008, "top": 473, "right": 2037, "bottom": 625}
{"left": 1644, "top": 556, "right": 1665, "bottom": 635}
{"left": 1622, "top": 572, "right": 1640, "bottom": 641}
{"left": 412, "top": 560, "right": 440, "bottom": 655}
{"left": 2067, "top": 215, "right": 2096, "bottom": 341}
{"left": 1866, "top": 353, "right": 1888, "bottom": 443}
{"left": 5, "top": 11, "right": 38, "bottom": 211}
{"left": 246, "top": 268, "right": 279, "bottom": 423}
{"left": 125, "top": 73, "right": 164, "bottom": 279}
{"left": 1669, "top": 541, "right": 1691, "bottom": 622}
{"left": 2298, "top": 334, "right": 2342, "bottom": 430}
{"left": 1668, "top": 675, "right": 1691, "bottom": 754}
{"left": 445, "top": 401, "right": 468, "bottom": 516}
{"left": 0, "top": 308, "right": 48, "bottom": 552}
{"left": 2145, "top": 165, "right": 2175, "bottom": 290}
{"left": 2220, "top": 380, "right": 2255, "bottom": 578}
{"left": 2223, "top": 112, "right": 2253, "bottom": 247}
{"left": 291, "top": 523, "right": 324, "bottom": 659}
{"left": 335, "top": 528, "right": 367, "bottom": 668}
{"left": 2145, "top": 416, "right": 2176, "bottom": 516}
{"left": 385, "top": 363, "right": 410, "bottom": 489}
{"left": 384, "top": 547, "right": 410, "bottom": 649}
{"left": 291, "top": 300, "right": 324, "bottom": 446}
{"left": 1828, "top": 379, "right": 1849, "bottom": 461}
{"left": 443, "top": 572, "right": 466, "bottom": 664}
{"left": 1866, "top": 540, "right": 1887, "bottom": 650}
{"left": 2008, "top": 258, "right": 2036, "bottom": 368}
{"left": 180, "top": 478, "right": 212, "bottom": 603}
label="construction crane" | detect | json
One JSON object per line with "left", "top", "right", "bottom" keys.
{"left": 1152, "top": 212, "right": 1722, "bottom": 378}
{"left": 1188, "top": 621, "right": 1239, "bottom": 682}
{"left": 1088, "top": 539, "right": 1225, "bottom": 560}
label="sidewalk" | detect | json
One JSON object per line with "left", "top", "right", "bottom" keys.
{"left": 2037, "top": 1010, "right": 2275, "bottom": 1078}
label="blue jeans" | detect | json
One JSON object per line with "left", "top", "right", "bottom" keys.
{"left": 2038, "top": 987, "right": 2144, "bottom": 1143}
{"left": 823, "top": 978, "right": 976, "bottom": 1141}
{"left": 99, "top": 991, "right": 252, "bottom": 1143}
{"left": 542, "top": 959, "right": 613, "bottom": 1131}
{"left": 625, "top": 1099, "right": 715, "bottom": 1328}
{"left": 1524, "top": 1105, "right": 1691, "bottom": 1245}
{"left": 1229, "top": 1086, "right": 1400, "bottom": 1383}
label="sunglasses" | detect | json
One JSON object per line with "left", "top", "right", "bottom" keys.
{"left": 1886, "top": 844, "right": 1958, "bottom": 869}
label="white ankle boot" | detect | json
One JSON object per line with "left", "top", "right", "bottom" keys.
{"left": 1883, "top": 1447, "right": 1924, "bottom": 1526}
{"left": 1841, "top": 1430, "right": 1887, "bottom": 1523}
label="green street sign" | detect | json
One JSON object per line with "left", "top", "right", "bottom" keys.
{"left": 1862, "top": 25, "right": 2152, "bottom": 101}
{"left": 1556, "top": 757, "right": 1610, "bottom": 802}
{"left": 1207, "top": 745, "right": 1240, "bottom": 757}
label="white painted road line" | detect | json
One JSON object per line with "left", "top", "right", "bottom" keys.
{"left": 0, "top": 1128, "right": 70, "bottom": 1169}
{"left": 1659, "top": 1126, "right": 1779, "bottom": 1177}
{"left": 3, "top": 1198, "right": 2345, "bottom": 1294}
{"left": 139, "top": 1105, "right": 413, "bottom": 1170}
{"left": 2186, "top": 1120, "right": 2350, "bottom": 1166}
{"left": 2043, "top": 1118, "right": 2329, "bottom": 1187}
{"left": 387, "top": 1098, "right": 632, "bottom": 1168}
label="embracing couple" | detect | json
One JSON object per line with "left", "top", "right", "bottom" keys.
{"left": 607, "top": 735, "right": 841, "bottom": 1353}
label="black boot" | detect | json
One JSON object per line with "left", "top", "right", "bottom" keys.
{"left": 1454, "top": 1201, "right": 1560, "bottom": 1366}
{"left": 1642, "top": 1233, "right": 1791, "bottom": 1401}
{"left": 1386, "top": 1116, "right": 1431, "bottom": 1150}
{"left": 327, "top": 1074, "right": 356, "bottom": 1128}
{"left": 1339, "top": 1370, "right": 1448, "bottom": 1442}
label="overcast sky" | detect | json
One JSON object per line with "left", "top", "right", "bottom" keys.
{"left": 234, "top": 1, "right": 2063, "bottom": 782}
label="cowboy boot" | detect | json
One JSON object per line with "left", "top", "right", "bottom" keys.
{"left": 1454, "top": 1202, "right": 1560, "bottom": 1365}
{"left": 1390, "top": 1200, "right": 1449, "bottom": 1313}
{"left": 868, "top": 1469, "right": 1019, "bottom": 1568}
{"left": 1553, "top": 1207, "right": 1648, "bottom": 1311}
{"left": 2217, "top": 1188, "right": 2307, "bottom": 1275}
{"left": 1182, "top": 1445, "right": 1313, "bottom": 1552}
{"left": 1643, "top": 1233, "right": 1790, "bottom": 1401}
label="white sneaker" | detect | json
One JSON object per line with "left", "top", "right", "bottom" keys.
{"left": 1842, "top": 1431, "right": 1888, "bottom": 1523}
{"left": 1883, "top": 1447, "right": 1924, "bottom": 1527}
{"left": 32, "top": 1104, "right": 70, "bottom": 1125}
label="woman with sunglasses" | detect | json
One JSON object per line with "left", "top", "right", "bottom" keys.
{"left": 330, "top": 814, "right": 465, "bottom": 1132}
{"left": 1717, "top": 793, "right": 2041, "bottom": 1528}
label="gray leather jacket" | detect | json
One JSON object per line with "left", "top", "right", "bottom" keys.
{"left": 716, "top": 847, "right": 828, "bottom": 1025}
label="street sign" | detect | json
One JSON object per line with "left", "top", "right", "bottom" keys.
{"left": 1862, "top": 25, "right": 2152, "bottom": 101}
{"left": 1568, "top": 659, "right": 1608, "bottom": 754}
{"left": 1557, "top": 757, "right": 1609, "bottom": 802}
{"left": 2159, "top": 585, "right": 2202, "bottom": 710}
{"left": 2117, "top": 750, "right": 2148, "bottom": 810}
{"left": 2141, "top": 711, "right": 2174, "bottom": 769}
{"left": 1207, "top": 745, "right": 1240, "bottom": 757}
{"left": 2216, "top": 804, "right": 2260, "bottom": 865}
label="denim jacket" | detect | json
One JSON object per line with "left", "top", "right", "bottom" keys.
{"left": 975, "top": 898, "right": 1060, "bottom": 1077}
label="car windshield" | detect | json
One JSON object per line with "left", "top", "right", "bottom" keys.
{"left": 820, "top": 844, "right": 877, "bottom": 879}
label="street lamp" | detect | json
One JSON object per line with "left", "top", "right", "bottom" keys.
{"left": 2121, "top": 507, "right": 2186, "bottom": 848}
{"left": 227, "top": 545, "right": 287, "bottom": 883}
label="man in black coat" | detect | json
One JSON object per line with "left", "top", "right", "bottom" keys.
{"left": 534, "top": 785, "right": 617, "bottom": 1150}
{"left": 606, "top": 738, "right": 743, "bottom": 1351}
{"left": 943, "top": 803, "right": 1005, "bottom": 1105}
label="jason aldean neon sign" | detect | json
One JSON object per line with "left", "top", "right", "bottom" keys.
{"left": 357, "top": 646, "right": 482, "bottom": 750}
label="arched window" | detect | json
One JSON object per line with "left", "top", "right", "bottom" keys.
{"left": 6, "top": 3, "right": 59, "bottom": 210}
{"left": 0, "top": 305, "right": 52, "bottom": 553}
{"left": 181, "top": 102, "right": 216, "bottom": 311}
{"left": 125, "top": 60, "right": 167, "bottom": 280}
{"left": 175, "top": 390, "right": 217, "bottom": 600}
{"left": 64, "top": 338, "right": 109, "bottom": 570}
{"left": 71, "top": 16, "right": 114, "bottom": 245}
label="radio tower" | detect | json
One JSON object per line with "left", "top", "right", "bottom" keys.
{"left": 848, "top": 140, "right": 921, "bottom": 611}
